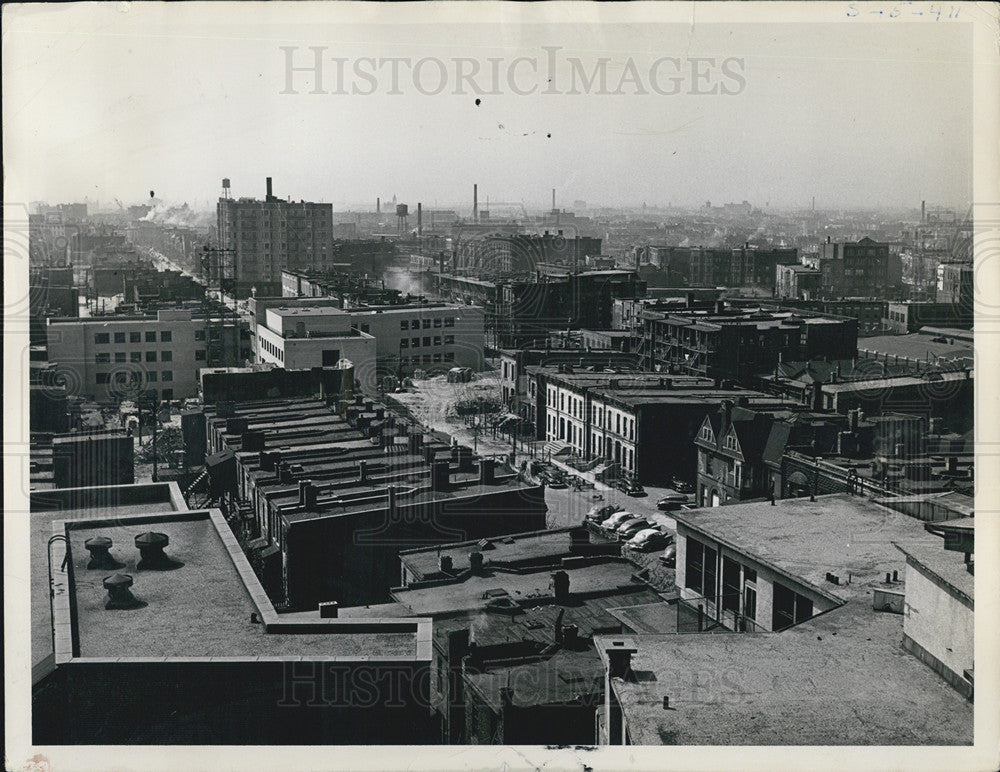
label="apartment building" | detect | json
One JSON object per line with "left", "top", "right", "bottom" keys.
{"left": 45, "top": 309, "right": 244, "bottom": 402}
{"left": 216, "top": 177, "right": 333, "bottom": 296}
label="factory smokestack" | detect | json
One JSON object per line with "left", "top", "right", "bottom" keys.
{"left": 552, "top": 188, "right": 556, "bottom": 212}
{"left": 417, "top": 202, "right": 423, "bottom": 236}
{"left": 473, "top": 184, "right": 478, "bottom": 223}
{"left": 266, "top": 177, "right": 273, "bottom": 201}
{"left": 921, "top": 200, "right": 926, "bottom": 222}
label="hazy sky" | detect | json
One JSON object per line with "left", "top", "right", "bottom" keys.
{"left": 4, "top": 3, "right": 974, "bottom": 212}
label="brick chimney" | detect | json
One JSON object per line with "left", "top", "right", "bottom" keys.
{"left": 606, "top": 642, "right": 637, "bottom": 679}
{"left": 552, "top": 570, "right": 570, "bottom": 602}
{"left": 469, "top": 551, "right": 484, "bottom": 574}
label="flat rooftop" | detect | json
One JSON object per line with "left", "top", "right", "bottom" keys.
{"left": 597, "top": 609, "right": 974, "bottom": 745}
{"left": 392, "top": 559, "right": 657, "bottom": 617}
{"left": 857, "top": 333, "right": 974, "bottom": 361}
{"left": 673, "top": 494, "right": 930, "bottom": 603}
{"left": 59, "top": 511, "right": 424, "bottom": 661}
{"left": 30, "top": 483, "right": 185, "bottom": 669}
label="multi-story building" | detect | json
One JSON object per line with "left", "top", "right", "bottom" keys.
{"left": 774, "top": 263, "right": 822, "bottom": 299}
{"left": 45, "top": 309, "right": 246, "bottom": 402}
{"left": 937, "top": 260, "right": 974, "bottom": 311}
{"left": 454, "top": 232, "right": 602, "bottom": 275}
{"left": 531, "top": 369, "right": 789, "bottom": 485}
{"left": 804, "top": 236, "right": 903, "bottom": 299}
{"left": 217, "top": 177, "right": 333, "bottom": 296}
{"left": 884, "top": 301, "right": 973, "bottom": 333}
{"left": 250, "top": 297, "right": 483, "bottom": 387}
{"left": 641, "top": 304, "right": 858, "bottom": 384}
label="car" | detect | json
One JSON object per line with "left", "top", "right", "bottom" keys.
{"left": 669, "top": 476, "right": 695, "bottom": 495}
{"left": 617, "top": 479, "right": 646, "bottom": 497}
{"left": 586, "top": 503, "right": 623, "bottom": 524}
{"left": 548, "top": 479, "right": 568, "bottom": 489}
{"left": 656, "top": 493, "right": 688, "bottom": 511}
{"left": 600, "top": 511, "right": 635, "bottom": 531}
{"left": 615, "top": 518, "right": 655, "bottom": 540}
{"left": 627, "top": 528, "right": 671, "bottom": 551}
{"left": 658, "top": 543, "right": 677, "bottom": 567}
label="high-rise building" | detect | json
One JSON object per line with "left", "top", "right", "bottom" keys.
{"left": 216, "top": 177, "right": 333, "bottom": 296}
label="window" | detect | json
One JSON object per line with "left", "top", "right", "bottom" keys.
{"left": 130, "top": 352, "right": 141, "bottom": 363}
{"left": 772, "top": 582, "right": 813, "bottom": 631}
{"left": 423, "top": 337, "right": 431, "bottom": 347}
{"left": 146, "top": 351, "right": 157, "bottom": 362}
{"left": 400, "top": 339, "right": 409, "bottom": 349}
{"left": 422, "top": 319, "right": 431, "bottom": 329}
{"left": 114, "top": 332, "right": 126, "bottom": 343}
{"left": 147, "top": 371, "right": 157, "bottom": 382}
{"left": 130, "top": 332, "right": 141, "bottom": 343}
{"left": 444, "top": 317, "right": 455, "bottom": 327}
{"left": 96, "top": 373, "right": 110, "bottom": 384}
{"left": 433, "top": 353, "right": 442, "bottom": 363}
{"left": 322, "top": 349, "right": 341, "bottom": 367}
{"left": 195, "top": 329, "right": 206, "bottom": 341}
{"left": 433, "top": 336, "right": 441, "bottom": 346}
{"left": 94, "top": 333, "right": 110, "bottom": 345}
{"left": 161, "top": 371, "right": 173, "bottom": 382}
{"left": 684, "top": 538, "right": 718, "bottom": 602}
{"left": 422, "top": 354, "right": 431, "bottom": 364}
{"left": 722, "top": 557, "right": 741, "bottom": 613}
{"left": 114, "top": 352, "right": 126, "bottom": 363}
{"left": 412, "top": 337, "right": 420, "bottom": 348}
{"left": 161, "top": 351, "right": 172, "bottom": 362}
{"left": 433, "top": 318, "right": 442, "bottom": 328}
{"left": 145, "top": 331, "right": 156, "bottom": 342}
{"left": 95, "top": 353, "right": 110, "bottom": 364}
{"left": 161, "top": 331, "right": 172, "bottom": 342}
{"left": 400, "top": 320, "right": 409, "bottom": 330}
{"left": 161, "top": 389, "right": 173, "bottom": 400}
{"left": 444, "top": 352, "right": 455, "bottom": 362}
{"left": 361, "top": 324, "right": 370, "bottom": 333}
{"left": 195, "top": 350, "right": 206, "bottom": 361}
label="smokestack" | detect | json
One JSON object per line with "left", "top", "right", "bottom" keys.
{"left": 266, "top": 177, "right": 273, "bottom": 200}
{"left": 921, "top": 200, "right": 926, "bottom": 222}
{"left": 417, "top": 202, "right": 423, "bottom": 236}
{"left": 377, "top": 197, "right": 381, "bottom": 215}
{"left": 473, "top": 184, "right": 478, "bottom": 223}
{"left": 552, "top": 188, "right": 556, "bottom": 211}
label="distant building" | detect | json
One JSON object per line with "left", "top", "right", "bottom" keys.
{"left": 804, "top": 236, "right": 903, "bottom": 299}
{"left": 217, "top": 178, "right": 333, "bottom": 296}
{"left": 884, "top": 301, "right": 972, "bottom": 333}
{"left": 641, "top": 304, "right": 858, "bottom": 384}
{"left": 45, "top": 309, "right": 245, "bottom": 402}
{"left": 936, "top": 261, "right": 974, "bottom": 311}
{"left": 774, "top": 263, "right": 822, "bottom": 299}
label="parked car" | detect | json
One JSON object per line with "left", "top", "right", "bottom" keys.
{"left": 618, "top": 478, "right": 646, "bottom": 497}
{"left": 615, "top": 517, "right": 654, "bottom": 540}
{"left": 548, "top": 478, "right": 568, "bottom": 489}
{"left": 627, "top": 528, "right": 671, "bottom": 551}
{"left": 656, "top": 493, "right": 688, "bottom": 511}
{"left": 600, "top": 511, "right": 635, "bottom": 531}
{"left": 669, "top": 476, "right": 695, "bottom": 495}
{"left": 586, "top": 503, "right": 623, "bottom": 524}
{"left": 658, "top": 543, "right": 677, "bottom": 567}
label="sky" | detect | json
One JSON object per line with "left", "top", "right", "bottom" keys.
{"left": 3, "top": 3, "right": 975, "bottom": 213}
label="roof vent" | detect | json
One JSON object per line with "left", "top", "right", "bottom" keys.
{"left": 103, "top": 574, "right": 146, "bottom": 610}
{"left": 477, "top": 538, "right": 495, "bottom": 551}
{"left": 135, "top": 532, "right": 183, "bottom": 570}
{"left": 85, "top": 536, "right": 123, "bottom": 570}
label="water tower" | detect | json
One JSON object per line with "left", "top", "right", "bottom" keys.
{"left": 396, "top": 203, "right": 409, "bottom": 234}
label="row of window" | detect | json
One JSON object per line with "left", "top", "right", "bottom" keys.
{"left": 400, "top": 335, "right": 454, "bottom": 349}
{"left": 404, "top": 353, "right": 455, "bottom": 365}
{"left": 260, "top": 337, "right": 284, "bottom": 362}
{"left": 95, "top": 350, "right": 175, "bottom": 364}
{"left": 96, "top": 370, "right": 173, "bottom": 384}
{"left": 400, "top": 317, "right": 455, "bottom": 331}
{"left": 94, "top": 330, "right": 173, "bottom": 345}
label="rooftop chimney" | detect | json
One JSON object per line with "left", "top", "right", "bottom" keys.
{"left": 304, "top": 482, "right": 319, "bottom": 510}
{"left": 299, "top": 478, "right": 312, "bottom": 507}
{"left": 606, "top": 643, "right": 637, "bottom": 679}
{"left": 266, "top": 177, "right": 273, "bottom": 200}
{"left": 319, "top": 601, "right": 339, "bottom": 618}
{"left": 562, "top": 623, "right": 579, "bottom": 649}
{"left": 103, "top": 573, "right": 145, "bottom": 610}
{"left": 432, "top": 459, "right": 450, "bottom": 491}
{"left": 552, "top": 570, "right": 570, "bottom": 602}
{"left": 85, "top": 536, "right": 123, "bottom": 570}
{"left": 479, "top": 457, "right": 496, "bottom": 485}
{"left": 469, "top": 551, "right": 485, "bottom": 574}
{"left": 135, "top": 532, "right": 182, "bottom": 571}
{"left": 569, "top": 526, "right": 590, "bottom": 552}
{"left": 358, "top": 459, "right": 368, "bottom": 483}
{"left": 439, "top": 554, "right": 453, "bottom": 573}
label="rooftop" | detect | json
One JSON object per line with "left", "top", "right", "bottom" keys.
{"left": 56, "top": 509, "right": 426, "bottom": 662}
{"left": 673, "top": 494, "right": 931, "bottom": 604}
{"left": 857, "top": 332, "right": 974, "bottom": 361}
{"left": 597, "top": 609, "right": 973, "bottom": 745}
